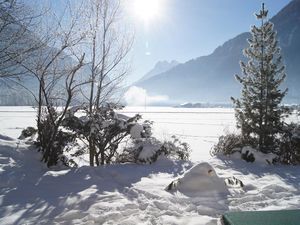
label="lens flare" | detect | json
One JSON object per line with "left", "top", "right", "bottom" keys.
{"left": 134, "top": 0, "right": 161, "bottom": 23}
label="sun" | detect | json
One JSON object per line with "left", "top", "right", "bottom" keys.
{"left": 133, "top": 0, "right": 161, "bottom": 23}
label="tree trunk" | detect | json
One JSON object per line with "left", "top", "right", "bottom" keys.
{"left": 101, "top": 150, "right": 105, "bottom": 165}
{"left": 89, "top": 138, "right": 95, "bottom": 167}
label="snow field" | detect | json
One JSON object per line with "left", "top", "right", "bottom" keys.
{"left": 0, "top": 138, "right": 221, "bottom": 224}
{"left": 0, "top": 106, "right": 300, "bottom": 225}
{"left": 120, "top": 107, "right": 237, "bottom": 161}
{"left": 0, "top": 107, "right": 36, "bottom": 139}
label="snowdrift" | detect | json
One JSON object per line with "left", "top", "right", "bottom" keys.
{"left": 166, "top": 162, "right": 229, "bottom": 197}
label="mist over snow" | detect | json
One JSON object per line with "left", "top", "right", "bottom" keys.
{"left": 124, "top": 86, "right": 169, "bottom": 106}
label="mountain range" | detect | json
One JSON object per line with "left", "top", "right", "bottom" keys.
{"left": 135, "top": 0, "right": 300, "bottom": 104}
{"left": 138, "top": 60, "right": 179, "bottom": 82}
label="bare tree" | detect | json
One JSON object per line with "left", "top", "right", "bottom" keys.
{"left": 0, "top": 0, "right": 46, "bottom": 106}
{"left": 13, "top": 3, "right": 87, "bottom": 166}
{"left": 80, "top": 0, "right": 133, "bottom": 166}
{"left": 0, "top": 0, "right": 42, "bottom": 81}
{"left": 2, "top": 0, "right": 133, "bottom": 166}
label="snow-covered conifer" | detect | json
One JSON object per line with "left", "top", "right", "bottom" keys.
{"left": 232, "top": 3, "right": 289, "bottom": 153}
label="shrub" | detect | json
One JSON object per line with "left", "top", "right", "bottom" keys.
{"left": 34, "top": 104, "right": 190, "bottom": 167}
{"left": 240, "top": 148, "right": 256, "bottom": 163}
{"left": 19, "top": 126, "right": 37, "bottom": 139}
{"left": 161, "top": 135, "right": 190, "bottom": 161}
{"left": 37, "top": 108, "right": 76, "bottom": 167}
{"left": 278, "top": 123, "right": 300, "bottom": 165}
{"left": 63, "top": 104, "right": 142, "bottom": 166}
{"left": 211, "top": 133, "right": 245, "bottom": 156}
{"left": 212, "top": 126, "right": 300, "bottom": 165}
{"left": 118, "top": 135, "right": 190, "bottom": 164}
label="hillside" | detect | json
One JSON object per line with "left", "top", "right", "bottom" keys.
{"left": 138, "top": 60, "right": 179, "bottom": 82}
{"left": 135, "top": 0, "right": 300, "bottom": 103}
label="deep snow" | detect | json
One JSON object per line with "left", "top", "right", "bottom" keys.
{"left": 0, "top": 107, "right": 300, "bottom": 225}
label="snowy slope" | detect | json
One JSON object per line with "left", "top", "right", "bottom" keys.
{"left": 135, "top": 0, "right": 300, "bottom": 103}
{"left": 0, "top": 107, "right": 300, "bottom": 225}
{"left": 138, "top": 60, "right": 179, "bottom": 83}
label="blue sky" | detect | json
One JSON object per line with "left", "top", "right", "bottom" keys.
{"left": 127, "top": 0, "right": 291, "bottom": 84}
{"left": 23, "top": 0, "right": 291, "bottom": 84}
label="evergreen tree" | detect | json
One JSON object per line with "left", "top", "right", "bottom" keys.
{"left": 232, "top": 3, "right": 288, "bottom": 153}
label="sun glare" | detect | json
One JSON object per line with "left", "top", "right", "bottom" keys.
{"left": 134, "top": 0, "right": 161, "bottom": 23}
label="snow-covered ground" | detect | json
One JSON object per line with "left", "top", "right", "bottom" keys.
{"left": 121, "top": 107, "right": 237, "bottom": 161}
{"left": 0, "top": 106, "right": 300, "bottom": 225}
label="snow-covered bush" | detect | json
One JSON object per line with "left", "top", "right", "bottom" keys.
{"left": 118, "top": 134, "right": 190, "bottom": 164}
{"left": 278, "top": 123, "right": 300, "bottom": 165}
{"left": 211, "top": 133, "right": 246, "bottom": 156}
{"left": 212, "top": 127, "right": 300, "bottom": 165}
{"left": 240, "top": 146, "right": 255, "bottom": 162}
{"left": 161, "top": 135, "right": 190, "bottom": 161}
{"left": 36, "top": 107, "right": 76, "bottom": 167}
{"left": 118, "top": 137, "right": 162, "bottom": 164}
{"left": 34, "top": 103, "right": 190, "bottom": 167}
{"left": 19, "top": 126, "right": 37, "bottom": 139}
{"left": 212, "top": 133, "right": 278, "bottom": 164}
{"left": 62, "top": 139, "right": 88, "bottom": 167}
{"left": 240, "top": 146, "right": 277, "bottom": 164}
{"left": 63, "top": 104, "right": 141, "bottom": 166}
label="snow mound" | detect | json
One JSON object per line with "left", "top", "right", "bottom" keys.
{"left": 167, "top": 162, "right": 229, "bottom": 197}
{"left": 225, "top": 146, "right": 278, "bottom": 164}
{"left": 241, "top": 146, "right": 277, "bottom": 164}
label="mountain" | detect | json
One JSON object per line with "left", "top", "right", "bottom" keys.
{"left": 0, "top": 19, "right": 90, "bottom": 106}
{"left": 135, "top": 0, "right": 300, "bottom": 104}
{"left": 138, "top": 60, "right": 179, "bottom": 82}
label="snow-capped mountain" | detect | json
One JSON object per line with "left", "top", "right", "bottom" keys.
{"left": 138, "top": 60, "right": 179, "bottom": 82}
{"left": 135, "top": 0, "right": 300, "bottom": 103}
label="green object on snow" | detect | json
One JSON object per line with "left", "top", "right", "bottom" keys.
{"left": 222, "top": 210, "right": 300, "bottom": 225}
